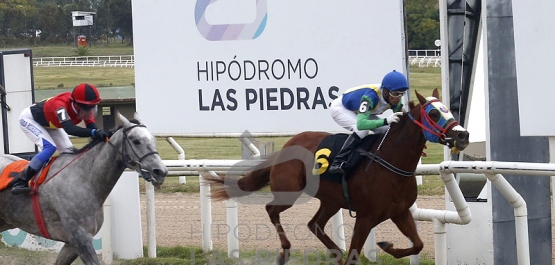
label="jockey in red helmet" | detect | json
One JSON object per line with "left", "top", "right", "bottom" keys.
{"left": 71, "top": 83, "right": 102, "bottom": 119}
{"left": 328, "top": 70, "right": 409, "bottom": 175}
{"left": 11, "top": 83, "right": 112, "bottom": 195}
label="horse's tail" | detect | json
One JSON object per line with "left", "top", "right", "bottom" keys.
{"left": 204, "top": 154, "right": 276, "bottom": 201}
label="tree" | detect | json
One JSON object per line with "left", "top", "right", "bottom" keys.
{"left": 95, "top": 0, "right": 115, "bottom": 42}
{"left": 0, "top": 0, "right": 39, "bottom": 43}
{"left": 104, "top": 0, "right": 132, "bottom": 44}
{"left": 406, "top": 0, "right": 440, "bottom": 49}
{"left": 38, "top": 1, "right": 68, "bottom": 42}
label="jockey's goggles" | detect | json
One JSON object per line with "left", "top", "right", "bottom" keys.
{"left": 77, "top": 103, "right": 96, "bottom": 111}
{"left": 389, "top": 91, "right": 406, "bottom": 98}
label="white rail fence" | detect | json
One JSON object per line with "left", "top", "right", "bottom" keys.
{"left": 137, "top": 160, "right": 544, "bottom": 265}
{"left": 33, "top": 55, "right": 134, "bottom": 67}
{"left": 31, "top": 50, "right": 438, "bottom": 68}
{"left": 139, "top": 159, "right": 543, "bottom": 265}
{"left": 408, "top": 49, "right": 441, "bottom": 68}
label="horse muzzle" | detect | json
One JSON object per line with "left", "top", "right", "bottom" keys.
{"left": 140, "top": 167, "right": 168, "bottom": 188}
{"left": 444, "top": 125, "right": 470, "bottom": 151}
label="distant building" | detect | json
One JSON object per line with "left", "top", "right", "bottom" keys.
{"left": 71, "top": 11, "right": 96, "bottom": 47}
{"left": 71, "top": 11, "right": 95, "bottom": 27}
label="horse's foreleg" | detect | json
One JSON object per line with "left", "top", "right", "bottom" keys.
{"left": 378, "top": 209, "right": 423, "bottom": 258}
{"left": 307, "top": 203, "right": 344, "bottom": 264}
{"left": 345, "top": 217, "right": 377, "bottom": 265}
{"left": 64, "top": 227, "right": 100, "bottom": 265}
{"left": 55, "top": 243, "right": 79, "bottom": 265}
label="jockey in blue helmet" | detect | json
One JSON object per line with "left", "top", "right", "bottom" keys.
{"left": 329, "top": 70, "right": 409, "bottom": 175}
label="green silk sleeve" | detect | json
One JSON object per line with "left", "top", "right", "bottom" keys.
{"left": 356, "top": 112, "right": 386, "bottom": 130}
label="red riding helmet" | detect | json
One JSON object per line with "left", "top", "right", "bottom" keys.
{"left": 71, "top": 83, "right": 101, "bottom": 107}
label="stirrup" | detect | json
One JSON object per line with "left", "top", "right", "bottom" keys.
{"left": 329, "top": 162, "right": 346, "bottom": 174}
{"left": 11, "top": 185, "right": 32, "bottom": 195}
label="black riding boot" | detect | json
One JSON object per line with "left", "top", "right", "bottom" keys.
{"left": 11, "top": 166, "right": 37, "bottom": 195}
{"left": 329, "top": 133, "right": 361, "bottom": 174}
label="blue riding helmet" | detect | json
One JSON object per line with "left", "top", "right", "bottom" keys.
{"left": 381, "top": 70, "right": 409, "bottom": 91}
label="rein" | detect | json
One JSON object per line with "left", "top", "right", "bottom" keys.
{"left": 34, "top": 124, "right": 158, "bottom": 186}
{"left": 361, "top": 149, "right": 415, "bottom": 177}
{"left": 360, "top": 126, "right": 414, "bottom": 179}
{"left": 33, "top": 140, "right": 101, "bottom": 188}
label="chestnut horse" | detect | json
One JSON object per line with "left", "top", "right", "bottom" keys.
{"left": 206, "top": 89, "right": 469, "bottom": 264}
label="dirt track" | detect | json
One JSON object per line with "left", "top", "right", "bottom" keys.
{"left": 140, "top": 193, "right": 444, "bottom": 258}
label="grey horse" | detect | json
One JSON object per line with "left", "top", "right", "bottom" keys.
{"left": 0, "top": 112, "right": 168, "bottom": 265}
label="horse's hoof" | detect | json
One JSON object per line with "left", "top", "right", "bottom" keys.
{"left": 276, "top": 255, "right": 283, "bottom": 265}
{"left": 276, "top": 251, "right": 289, "bottom": 265}
{"left": 377, "top": 241, "right": 392, "bottom": 250}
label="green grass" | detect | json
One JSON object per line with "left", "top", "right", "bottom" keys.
{"left": 408, "top": 67, "right": 442, "bottom": 100}
{"left": 122, "top": 246, "right": 436, "bottom": 264}
{"left": 120, "top": 245, "right": 436, "bottom": 265}
{"left": 0, "top": 244, "right": 435, "bottom": 264}
{"left": 28, "top": 43, "right": 135, "bottom": 90}
{"left": 33, "top": 67, "right": 135, "bottom": 90}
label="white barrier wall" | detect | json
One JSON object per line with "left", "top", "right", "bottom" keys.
{"left": 132, "top": 0, "right": 408, "bottom": 136}
{"left": 513, "top": 0, "right": 555, "bottom": 136}
{"left": 0, "top": 49, "right": 36, "bottom": 154}
{"left": 108, "top": 171, "right": 143, "bottom": 259}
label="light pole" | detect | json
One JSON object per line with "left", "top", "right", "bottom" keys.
{"left": 18, "top": 5, "right": 27, "bottom": 36}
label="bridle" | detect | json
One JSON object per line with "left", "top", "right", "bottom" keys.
{"left": 110, "top": 124, "right": 160, "bottom": 182}
{"left": 407, "top": 98, "right": 458, "bottom": 146}
{"left": 362, "top": 98, "right": 459, "bottom": 177}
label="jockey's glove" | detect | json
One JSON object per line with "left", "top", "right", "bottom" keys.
{"left": 385, "top": 112, "right": 403, "bottom": 125}
{"left": 93, "top": 129, "right": 112, "bottom": 141}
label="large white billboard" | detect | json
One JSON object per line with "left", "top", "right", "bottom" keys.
{"left": 132, "top": 0, "right": 407, "bottom": 136}
{"left": 513, "top": 0, "right": 555, "bottom": 136}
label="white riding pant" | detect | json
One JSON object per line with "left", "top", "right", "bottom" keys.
{"left": 330, "top": 96, "right": 370, "bottom": 139}
{"left": 19, "top": 107, "right": 73, "bottom": 154}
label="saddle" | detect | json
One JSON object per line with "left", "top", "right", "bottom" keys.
{"left": 0, "top": 158, "right": 57, "bottom": 191}
{"left": 314, "top": 133, "right": 382, "bottom": 183}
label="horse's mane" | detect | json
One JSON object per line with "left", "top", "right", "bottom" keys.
{"left": 408, "top": 100, "right": 416, "bottom": 110}
{"left": 63, "top": 119, "right": 141, "bottom": 155}
{"left": 396, "top": 100, "right": 419, "bottom": 123}
{"left": 383, "top": 100, "right": 420, "bottom": 137}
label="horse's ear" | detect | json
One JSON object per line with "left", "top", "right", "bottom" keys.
{"left": 133, "top": 112, "right": 142, "bottom": 123}
{"left": 117, "top": 112, "right": 132, "bottom": 128}
{"left": 415, "top": 90, "right": 426, "bottom": 105}
{"left": 432, "top": 88, "right": 440, "bottom": 98}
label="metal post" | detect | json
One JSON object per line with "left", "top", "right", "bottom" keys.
{"left": 146, "top": 182, "right": 157, "bottom": 257}
{"left": 0, "top": 83, "right": 9, "bottom": 154}
{"left": 101, "top": 195, "right": 113, "bottom": 264}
